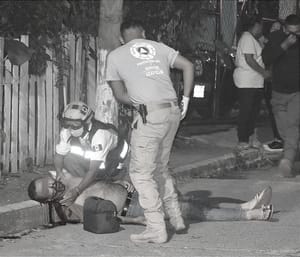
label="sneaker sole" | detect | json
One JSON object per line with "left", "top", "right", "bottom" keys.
{"left": 263, "top": 204, "right": 273, "bottom": 221}
{"left": 263, "top": 145, "right": 283, "bottom": 152}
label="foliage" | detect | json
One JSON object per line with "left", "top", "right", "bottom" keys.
{"left": 0, "top": 0, "right": 279, "bottom": 76}
{"left": 1, "top": 0, "right": 218, "bottom": 74}
{"left": 0, "top": 0, "right": 100, "bottom": 75}
{"left": 123, "top": 0, "right": 218, "bottom": 54}
{"left": 236, "top": 0, "right": 279, "bottom": 39}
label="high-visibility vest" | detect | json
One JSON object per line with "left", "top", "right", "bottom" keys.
{"left": 68, "top": 119, "right": 129, "bottom": 170}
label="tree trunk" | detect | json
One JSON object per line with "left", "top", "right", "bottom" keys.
{"left": 95, "top": 0, "right": 123, "bottom": 126}
{"left": 80, "top": 34, "right": 89, "bottom": 103}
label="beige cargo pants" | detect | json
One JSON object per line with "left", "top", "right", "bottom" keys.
{"left": 129, "top": 102, "right": 182, "bottom": 231}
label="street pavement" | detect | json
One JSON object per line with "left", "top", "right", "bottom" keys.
{"left": 1, "top": 123, "right": 300, "bottom": 256}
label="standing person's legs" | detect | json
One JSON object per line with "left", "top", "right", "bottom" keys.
{"left": 271, "top": 91, "right": 288, "bottom": 144}
{"left": 248, "top": 89, "right": 263, "bottom": 147}
{"left": 248, "top": 89, "right": 262, "bottom": 135}
{"left": 237, "top": 88, "right": 256, "bottom": 146}
{"left": 264, "top": 83, "right": 282, "bottom": 140}
{"left": 272, "top": 91, "right": 300, "bottom": 176}
{"left": 284, "top": 92, "right": 300, "bottom": 162}
{"left": 129, "top": 109, "right": 172, "bottom": 243}
{"left": 153, "top": 105, "right": 185, "bottom": 231}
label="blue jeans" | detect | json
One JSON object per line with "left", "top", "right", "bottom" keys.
{"left": 128, "top": 192, "right": 250, "bottom": 221}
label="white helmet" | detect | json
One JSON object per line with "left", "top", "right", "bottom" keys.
{"left": 61, "top": 101, "right": 94, "bottom": 123}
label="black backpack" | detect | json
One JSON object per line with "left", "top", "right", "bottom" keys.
{"left": 83, "top": 196, "right": 120, "bottom": 234}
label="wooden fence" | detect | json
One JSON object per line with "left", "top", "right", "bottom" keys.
{"left": 0, "top": 34, "right": 97, "bottom": 177}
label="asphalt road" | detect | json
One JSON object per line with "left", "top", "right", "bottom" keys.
{"left": 1, "top": 164, "right": 300, "bottom": 257}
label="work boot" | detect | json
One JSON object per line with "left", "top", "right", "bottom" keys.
{"left": 130, "top": 227, "right": 168, "bottom": 244}
{"left": 169, "top": 215, "right": 186, "bottom": 234}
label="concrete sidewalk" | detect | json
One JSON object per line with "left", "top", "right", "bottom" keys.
{"left": 171, "top": 126, "right": 278, "bottom": 181}
{"left": 0, "top": 127, "right": 277, "bottom": 237}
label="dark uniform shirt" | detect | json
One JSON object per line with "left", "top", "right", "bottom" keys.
{"left": 262, "top": 30, "right": 299, "bottom": 94}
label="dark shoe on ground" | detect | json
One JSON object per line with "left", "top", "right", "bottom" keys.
{"left": 263, "top": 139, "right": 283, "bottom": 152}
{"left": 279, "top": 159, "right": 294, "bottom": 178}
{"left": 130, "top": 228, "right": 168, "bottom": 244}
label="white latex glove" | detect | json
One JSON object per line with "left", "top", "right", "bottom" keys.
{"left": 180, "top": 96, "right": 190, "bottom": 120}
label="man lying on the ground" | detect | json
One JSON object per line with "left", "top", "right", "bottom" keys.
{"left": 28, "top": 169, "right": 274, "bottom": 229}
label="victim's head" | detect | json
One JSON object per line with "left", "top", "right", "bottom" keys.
{"left": 28, "top": 176, "right": 66, "bottom": 204}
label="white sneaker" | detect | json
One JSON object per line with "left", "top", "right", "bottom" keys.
{"left": 130, "top": 228, "right": 168, "bottom": 244}
{"left": 263, "top": 139, "right": 283, "bottom": 152}
{"left": 240, "top": 186, "right": 272, "bottom": 210}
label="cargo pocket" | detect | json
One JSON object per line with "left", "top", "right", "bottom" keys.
{"left": 146, "top": 108, "right": 170, "bottom": 124}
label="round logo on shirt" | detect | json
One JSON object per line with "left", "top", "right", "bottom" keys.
{"left": 130, "top": 43, "right": 156, "bottom": 60}
{"left": 93, "top": 144, "right": 102, "bottom": 152}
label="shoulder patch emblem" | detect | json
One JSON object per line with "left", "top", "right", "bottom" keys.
{"left": 130, "top": 42, "right": 156, "bottom": 60}
{"left": 93, "top": 144, "right": 102, "bottom": 151}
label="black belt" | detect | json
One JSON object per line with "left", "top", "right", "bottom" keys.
{"left": 146, "top": 101, "right": 178, "bottom": 112}
{"left": 134, "top": 101, "right": 178, "bottom": 112}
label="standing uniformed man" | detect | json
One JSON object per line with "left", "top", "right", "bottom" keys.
{"left": 106, "top": 19, "right": 194, "bottom": 243}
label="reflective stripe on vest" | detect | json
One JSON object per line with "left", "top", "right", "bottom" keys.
{"left": 120, "top": 141, "right": 129, "bottom": 159}
{"left": 70, "top": 146, "right": 94, "bottom": 160}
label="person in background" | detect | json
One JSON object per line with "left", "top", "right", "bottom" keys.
{"left": 106, "top": 19, "right": 194, "bottom": 243}
{"left": 262, "top": 20, "right": 284, "bottom": 153}
{"left": 233, "top": 14, "right": 271, "bottom": 151}
{"left": 53, "top": 101, "right": 130, "bottom": 207}
{"left": 262, "top": 14, "right": 300, "bottom": 177}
